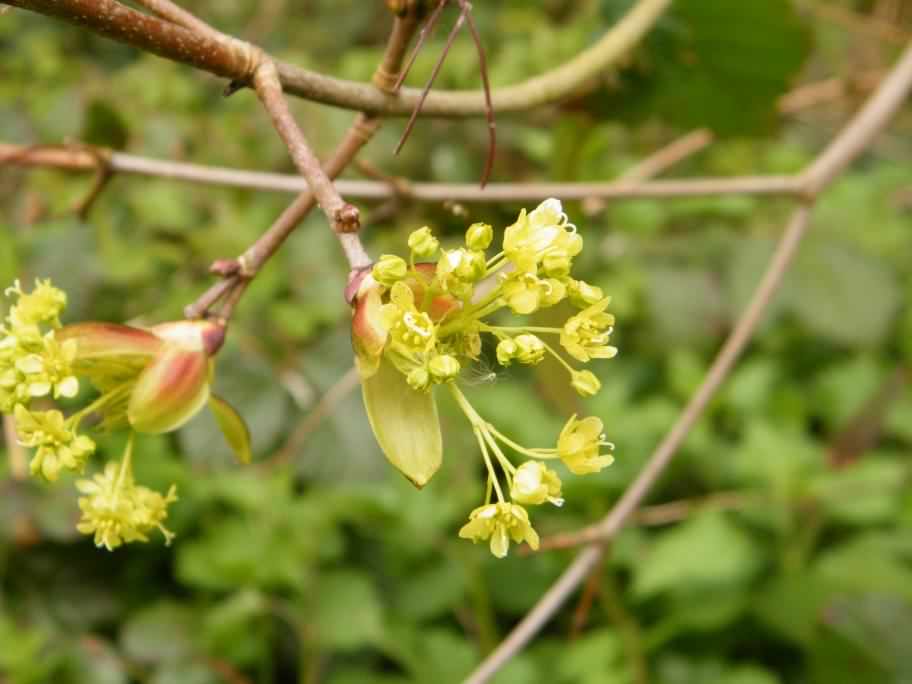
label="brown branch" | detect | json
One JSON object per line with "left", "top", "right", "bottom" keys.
{"left": 395, "top": 2, "right": 468, "bottom": 157}
{"left": 465, "top": 39, "right": 912, "bottom": 684}
{"left": 183, "top": 8, "right": 422, "bottom": 320}
{"left": 2, "top": 0, "right": 670, "bottom": 117}
{"left": 0, "top": 143, "right": 804, "bottom": 201}
{"left": 252, "top": 61, "right": 360, "bottom": 235}
{"left": 134, "top": 0, "right": 222, "bottom": 39}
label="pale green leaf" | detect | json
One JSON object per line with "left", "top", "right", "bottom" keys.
{"left": 361, "top": 357, "right": 442, "bottom": 488}
{"left": 208, "top": 395, "right": 252, "bottom": 464}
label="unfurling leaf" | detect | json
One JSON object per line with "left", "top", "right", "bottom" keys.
{"left": 361, "top": 357, "right": 442, "bottom": 488}
{"left": 209, "top": 394, "right": 252, "bottom": 464}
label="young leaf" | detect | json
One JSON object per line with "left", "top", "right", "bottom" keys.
{"left": 361, "top": 356, "right": 442, "bottom": 488}
{"left": 209, "top": 395, "right": 252, "bottom": 465}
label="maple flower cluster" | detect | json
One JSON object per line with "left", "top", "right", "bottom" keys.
{"left": 351, "top": 199, "right": 617, "bottom": 558}
{"left": 1, "top": 280, "right": 249, "bottom": 550}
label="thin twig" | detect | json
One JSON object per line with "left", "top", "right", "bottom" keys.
{"left": 535, "top": 491, "right": 762, "bottom": 552}
{"left": 395, "top": 2, "right": 468, "bottom": 156}
{"left": 134, "top": 0, "right": 222, "bottom": 40}
{"left": 465, "top": 39, "right": 912, "bottom": 683}
{"left": 183, "top": 7, "right": 422, "bottom": 320}
{"left": 253, "top": 61, "right": 360, "bottom": 235}
{"left": 459, "top": 0, "right": 496, "bottom": 187}
{"left": 0, "top": 143, "right": 805, "bottom": 201}
{"left": 394, "top": 0, "right": 450, "bottom": 91}
{"left": 265, "top": 366, "right": 361, "bottom": 468}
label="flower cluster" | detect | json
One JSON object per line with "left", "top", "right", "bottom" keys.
{"left": 1, "top": 280, "right": 250, "bottom": 550}
{"left": 351, "top": 199, "right": 617, "bottom": 558}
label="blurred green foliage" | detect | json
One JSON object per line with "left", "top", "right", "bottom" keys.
{"left": 2, "top": 1, "right": 912, "bottom": 683}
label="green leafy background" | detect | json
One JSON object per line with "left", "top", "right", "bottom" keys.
{"left": 2, "top": 1, "right": 912, "bottom": 682}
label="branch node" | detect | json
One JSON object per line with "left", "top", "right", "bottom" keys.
{"left": 209, "top": 258, "right": 241, "bottom": 277}
{"left": 334, "top": 203, "right": 361, "bottom": 233}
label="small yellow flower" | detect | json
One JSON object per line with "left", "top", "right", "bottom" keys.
{"left": 465, "top": 222, "right": 493, "bottom": 251}
{"left": 501, "top": 272, "right": 545, "bottom": 315}
{"left": 14, "top": 405, "right": 95, "bottom": 481}
{"left": 561, "top": 298, "right": 617, "bottom": 363}
{"left": 503, "top": 198, "right": 582, "bottom": 274}
{"left": 567, "top": 279, "right": 604, "bottom": 308}
{"left": 511, "top": 461, "right": 563, "bottom": 506}
{"left": 76, "top": 460, "right": 178, "bottom": 551}
{"left": 4, "top": 278, "right": 67, "bottom": 333}
{"left": 458, "top": 502, "right": 540, "bottom": 557}
{"left": 496, "top": 338, "right": 518, "bottom": 366}
{"left": 557, "top": 415, "right": 614, "bottom": 475}
{"left": 380, "top": 282, "right": 437, "bottom": 356}
{"left": 372, "top": 254, "right": 408, "bottom": 286}
{"left": 406, "top": 365, "right": 431, "bottom": 391}
{"left": 429, "top": 354, "right": 460, "bottom": 382}
{"left": 408, "top": 226, "right": 439, "bottom": 258}
{"left": 514, "top": 334, "right": 545, "bottom": 365}
{"left": 570, "top": 369, "right": 601, "bottom": 397}
{"left": 16, "top": 333, "right": 79, "bottom": 399}
{"left": 541, "top": 278, "right": 567, "bottom": 307}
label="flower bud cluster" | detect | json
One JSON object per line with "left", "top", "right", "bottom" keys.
{"left": 1, "top": 279, "right": 249, "bottom": 551}
{"left": 351, "top": 199, "right": 618, "bottom": 557}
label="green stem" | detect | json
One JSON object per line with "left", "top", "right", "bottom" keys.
{"left": 483, "top": 325, "right": 563, "bottom": 335}
{"left": 114, "top": 431, "right": 135, "bottom": 497}
{"left": 475, "top": 427, "right": 504, "bottom": 502}
{"left": 541, "top": 340, "right": 576, "bottom": 375}
{"left": 487, "top": 425, "right": 558, "bottom": 460}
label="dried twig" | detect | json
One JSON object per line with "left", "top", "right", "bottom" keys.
{"left": 395, "top": 2, "right": 469, "bottom": 156}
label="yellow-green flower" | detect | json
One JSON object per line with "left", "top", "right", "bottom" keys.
{"left": 15, "top": 333, "right": 79, "bottom": 400}
{"left": 501, "top": 272, "right": 545, "bottom": 315}
{"left": 466, "top": 222, "right": 493, "bottom": 251}
{"left": 408, "top": 226, "right": 439, "bottom": 258}
{"left": 4, "top": 278, "right": 67, "bottom": 335}
{"left": 503, "top": 198, "right": 582, "bottom": 274}
{"left": 14, "top": 405, "right": 95, "bottom": 481}
{"left": 570, "top": 369, "right": 601, "bottom": 397}
{"left": 514, "top": 334, "right": 545, "bottom": 365}
{"left": 381, "top": 281, "right": 438, "bottom": 357}
{"left": 429, "top": 354, "right": 460, "bottom": 382}
{"left": 511, "top": 461, "right": 563, "bottom": 506}
{"left": 76, "top": 460, "right": 178, "bottom": 551}
{"left": 458, "top": 502, "right": 540, "bottom": 557}
{"left": 567, "top": 279, "right": 604, "bottom": 308}
{"left": 561, "top": 298, "right": 617, "bottom": 362}
{"left": 372, "top": 254, "right": 409, "bottom": 286}
{"left": 557, "top": 414, "right": 614, "bottom": 475}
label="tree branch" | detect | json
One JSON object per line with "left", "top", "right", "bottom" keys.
{"left": 182, "top": 7, "right": 422, "bottom": 320}
{"left": 2, "top": 0, "right": 670, "bottom": 117}
{"left": 464, "top": 38, "right": 912, "bottom": 684}
{"left": 252, "top": 60, "right": 360, "bottom": 235}
{"left": 0, "top": 143, "right": 804, "bottom": 201}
